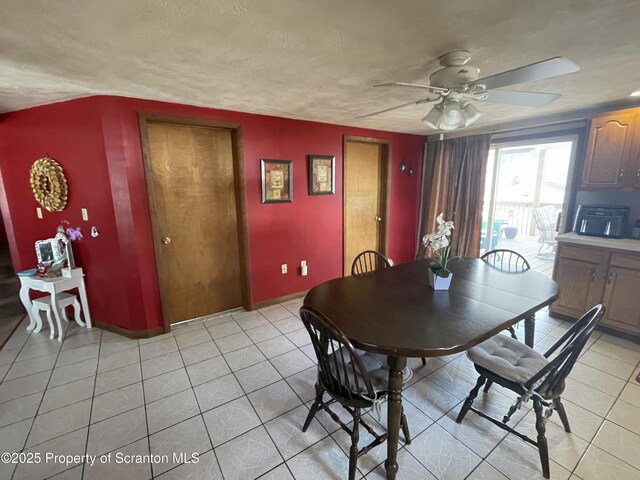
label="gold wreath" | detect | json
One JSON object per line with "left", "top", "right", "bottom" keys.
{"left": 29, "top": 157, "right": 68, "bottom": 212}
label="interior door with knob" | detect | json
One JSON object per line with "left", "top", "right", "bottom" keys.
{"left": 142, "top": 120, "right": 243, "bottom": 325}
{"left": 343, "top": 138, "right": 390, "bottom": 276}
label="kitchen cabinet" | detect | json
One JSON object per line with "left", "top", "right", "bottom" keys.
{"left": 582, "top": 108, "right": 640, "bottom": 189}
{"left": 552, "top": 244, "right": 606, "bottom": 319}
{"left": 600, "top": 252, "right": 640, "bottom": 334}
{"left": 551, "top": 239, "right": 640, "bottom": 336}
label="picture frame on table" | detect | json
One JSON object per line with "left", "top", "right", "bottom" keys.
{"left": 35, "top": 238, "right": 62, "bottom": 266}
{"left": 261, "top": 159, "right": 293, "bottom": 203}
{"left": 308, "top": 155, "right": 335, "bottom": 195}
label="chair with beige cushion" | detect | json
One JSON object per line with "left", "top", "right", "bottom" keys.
{"left": 300, "top": 306, "right": 411, "bottom": 480}
{"left": 456, "top": 304, "right": 604, "bottom": 479}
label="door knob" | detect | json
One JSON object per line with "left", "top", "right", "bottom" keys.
{"left": 161, "top": 237, "right": 172, "bottom": 245}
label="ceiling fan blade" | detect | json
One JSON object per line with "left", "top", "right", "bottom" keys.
{"left": 485, "top": 89, "right": 561, "bottom": 107}
{"left": 355, "top": 97, "right": 437, "bottom": 119}
{"left": 374, "top": 82, "right": 449, "bottom": 94}
{"left": 472, "top": 57, "right": 580, "bottom": 90}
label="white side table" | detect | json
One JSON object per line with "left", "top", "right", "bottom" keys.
{"left": 19, "top": 268, "right": 92, "bottom": 333}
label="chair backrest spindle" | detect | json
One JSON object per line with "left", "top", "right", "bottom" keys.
{"left": 481, "top": 249, "right": 530, "bottom": 273}
{"left": 351, "top": 250, "right": 392, "bottom": 277}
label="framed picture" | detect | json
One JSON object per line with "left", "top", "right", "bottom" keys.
{"left": 308, "top": 155, "right": 335, "bottom": 195}
{"left": 261, "top": 159, "right": 293, "bottom": 203}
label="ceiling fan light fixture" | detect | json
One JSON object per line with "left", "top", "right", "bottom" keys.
{"left": 441, "top": 99, "right": 463, "bottom": 128}
{"left": 421, "top": 104, "right": 444, "bottom": 129}
{"left": 421, "top": 98, "right": 482, "bottom": 131}
{"left": 461, "top": 102, "right": 484, "bottom": 126}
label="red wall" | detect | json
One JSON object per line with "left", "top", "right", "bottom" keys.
{"left": 0, "top": 98, "right": 127, "bottom": 326}
{"left": 0, "top": 96, "right": 424, "bottom": 332}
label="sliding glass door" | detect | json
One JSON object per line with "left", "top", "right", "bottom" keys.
{"left": 480, "top": 137, "right": 577, "bottom": 277}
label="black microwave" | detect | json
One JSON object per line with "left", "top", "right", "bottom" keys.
{"left": 573, "top": 205, "right": 629, "bottom": 238}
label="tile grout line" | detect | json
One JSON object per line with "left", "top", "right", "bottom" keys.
{"left": 207, "top": 309, "right": 344, "bottom": 479}
{"left": 135, "top": 331, "right": 154, "bottom": 480}
{"left": 9, "top": 322, "right": 79, "bottom": 480}
{"left": 78, "top": 326, "right": 104, "bottom": 480}
{"left": 159, "top": 321, "right": 224, "bottom": 480}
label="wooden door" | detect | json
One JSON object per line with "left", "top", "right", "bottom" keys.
{"left": 144, "top": 122, "right": 242, "bottom": 324}
{"left": 601, "top": 267, "right": 640, "bottom": 335}
{"left": 552, "top": 257, "right": 602, "bottom": 318}
{"left": 343, "top": 140, "right": 388, "bottom": 276}
{"left": 582, "top": 110, "right": 637, "bottom": 188}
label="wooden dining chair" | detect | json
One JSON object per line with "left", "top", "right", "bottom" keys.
{"left": 300, "top": 306, "right": 411, "bottom": 480}
{"left": 351, "top": 250, "right": 428, "bottom": 367}
{"left": 481, "top": 248, "right": 531, "bottom": 273}
{"left": 456, "top": 304, "right": 604, "bottom": 479}
{"left": 481, "top": 249, "right": 532, "bottom": 345}
{"left": 351, "top": 250, "right": 393, "bottom": 277}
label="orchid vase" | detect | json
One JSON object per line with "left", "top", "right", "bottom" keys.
{"left": 423, "top": 213, "right": 455, "bottom": 291}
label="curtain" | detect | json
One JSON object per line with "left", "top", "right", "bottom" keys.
{"left": 416, "top": 134, "right": 491, "bottom": 259}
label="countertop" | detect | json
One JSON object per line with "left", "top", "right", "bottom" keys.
{"left": 557, "top": 232, "right": 640, "bottom": 253}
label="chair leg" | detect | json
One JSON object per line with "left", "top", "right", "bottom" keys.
{"left": 554, "top": 398, "right": 571, "bottom": 433}
{"left": 533, "top": 398, "right": 551, "bottom": 479}
{"left": 421, "top": 357, "right": 427, "bottom": 366}
{"left": 400, "top": 407, "right": 411, "bottom": 444}
{"left": 456, "top": 376, "right": 486, "bottom": 423}
{"left": 502, "top": 400, "right": 519, "bottom": 424}
{"left": 348, "top": 408, "right": 361, "bottom": 480}
{"left": 507, "top": 326, "right": 518, "bottom": 340}
{"left": 303, "top": 384, "right": 324, "bottom": 432}
{"left": 483, "top": 380, "right": 494, "bottom": 393}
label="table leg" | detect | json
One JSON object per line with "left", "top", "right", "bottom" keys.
{"left": 77, "top": 281, "right": 92, "bottom": 329}
{"left": 385, "top": 355, "right": 406, "bottom": 480}
{"left": 20, "top": 284, "right": 37, "bottom": 331}
{"left": 524, "top": 315, "right": 535, "bottom": 347}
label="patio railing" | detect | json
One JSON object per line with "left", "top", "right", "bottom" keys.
{"left": 494, "top": 201, "right": 563, "bottom": 236}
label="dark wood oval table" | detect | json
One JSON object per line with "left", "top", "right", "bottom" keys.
{"left": 303, "top": 258, "right": 559, "bottom": 480}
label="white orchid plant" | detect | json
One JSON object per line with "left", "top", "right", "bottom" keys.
{"left": 422, "top": 213, "right": 455, "bottom": 278}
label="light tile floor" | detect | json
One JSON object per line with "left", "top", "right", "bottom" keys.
{"left": 0, "top": 299, "right": 639, "bottom": 480}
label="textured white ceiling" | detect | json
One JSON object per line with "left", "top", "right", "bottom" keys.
{"left": 1, "top": 0, "right": 639, "bottom": 134}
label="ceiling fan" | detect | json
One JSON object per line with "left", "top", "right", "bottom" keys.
{"left": 358, "top": 51, "right": 580, "bottom": 130}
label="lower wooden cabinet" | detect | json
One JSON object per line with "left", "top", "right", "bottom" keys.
{"left": 601, "top": 267, "right": 640, "bottom": 334}
{"left": 551, "top": 242, "right": 640, "bottom": 336}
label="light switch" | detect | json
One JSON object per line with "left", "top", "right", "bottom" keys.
{"left": 281, "top": 264, "right": 288, "bottom": 274}
{"left": 36, "top": 207, "right": 43, "bottom": 219}
{"left": 81, "top": 208, "right": 89, "bottom": 221}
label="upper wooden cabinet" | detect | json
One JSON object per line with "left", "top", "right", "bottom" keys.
{"left": 582, "top": 109, "right": 640, "bottom": 189}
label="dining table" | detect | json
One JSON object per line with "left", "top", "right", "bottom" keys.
{"left": 303, "top": 257, "right": 559, "bottom": 480}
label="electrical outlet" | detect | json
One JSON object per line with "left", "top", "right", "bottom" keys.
{"left": 281, "top": 264, "right": 288, "bottom": 274}
{"left": 36, "top": 207, "right": 43, "bottom": 219}
{"left": 301, "top": 260, "right": 307, "bottom": 267}
{"left": 81, "top": 208, "right": 89, "bottom": 221}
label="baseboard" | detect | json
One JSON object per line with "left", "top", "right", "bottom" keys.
{"left": 95, "top": 290, "right": 307, "bottom": 338}
{"left": 94, "top": 320, "right": 165, "bottom": 339}
{"left": 251, "top": 290, "right": 307, "bottom": 311}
